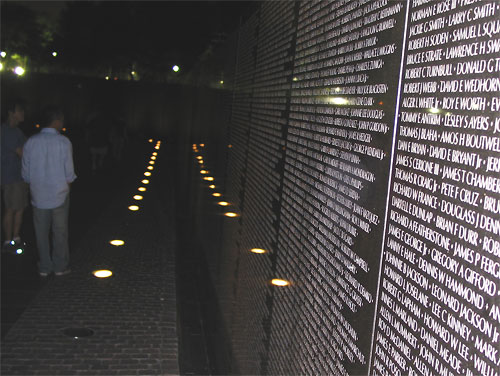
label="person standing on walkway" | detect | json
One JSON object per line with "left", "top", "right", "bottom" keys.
{"left": 22, "top": 106, "right": 77, "bottom": 277}
{"left": 1, "top": 98, "right": 29, "bottom": 252}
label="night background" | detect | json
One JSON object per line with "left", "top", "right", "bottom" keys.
{"left": 1, "top": 1, "right": 258, "bottom": 82}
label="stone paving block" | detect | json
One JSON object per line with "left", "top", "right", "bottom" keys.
{"left": 1, "top": 152, "right": 179, "bottom": 376}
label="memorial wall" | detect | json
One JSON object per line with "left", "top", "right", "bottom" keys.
{"left": 200, "top": 0, "right": 500, "bottom": 374}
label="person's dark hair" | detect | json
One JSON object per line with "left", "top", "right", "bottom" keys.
{"left": 40, "top": 105, "right": 64, "bottom": 128}
{"left": 2, "top": 98, "right": 26, "bottom": 121}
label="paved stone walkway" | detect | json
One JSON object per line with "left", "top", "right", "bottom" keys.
{"left": 1, "top": 142, "right": 179, "bottom": 375}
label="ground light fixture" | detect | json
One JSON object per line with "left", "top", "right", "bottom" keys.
{"left": 109, "top": 240, "right": 125, "bottom": 246}
{"left": 133, "top": 195, "right": 143, "bottom": 200}
{"left": 151, "top": 156, "right": 156, "bottom": 160}
{"left": 200, "top": 170, "right": 208, "bottom": 174}
{"left": 149, "top": 161, "right": 155, "bottom": 165}
{"left": 196, "top": 156, "right": 202, "bottom": 160}
{"left": 138, "top": 187, "right": 146, "bottom": 192}
{"left": 203, "top": 176, "right": 214, "bottom": 181}
{"left": 213, "top": 193, "right": 222, "bottom": 197}
{"left": 153, "top": 152, "right": 158, "bottom": 156}
{"left": 271, "top": 279, "right": 290, "bottom": 287}
{"left": 250, "top": 248, "right": 267, "bottom": 254}
{"left": 93, "top": 270, "right": 113, "bottom": 278}
{"left": 149, "top": 139, "right": 153, "bottom": 143}
{"left": 217, "top": 201, "right": 229, "bottom": 206}
{"left": 147, "top": 166, "right": 154, "bottom": 170}
{"left": 209, "top": 185, "right": 216, "bottom": 189}
{"left": 224, "top": 212, "right": 238, "bottom": 218}
{"left": 142, "top": 179, "right": 149, "bottom": 184}
{"left": 144, "top": 172, "right": 151, "bottom": 176}
{"left": 128, "top": 205, "right": 139, "bottom": 211}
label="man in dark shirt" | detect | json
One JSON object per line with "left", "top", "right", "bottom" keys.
{"left": 1, "top": 99, "right": 28, "bottom": 251}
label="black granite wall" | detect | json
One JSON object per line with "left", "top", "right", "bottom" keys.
{"left": 187, "top": 1, "right": 500, "bottom": 375}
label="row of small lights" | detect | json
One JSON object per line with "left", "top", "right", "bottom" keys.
{"left": 192, "top": 143, "right": 289, "bottom": 287}
{"left": 0, "top": 51, "right": 58, "bottom": 76}
{"left": 92, "top": 138, "right": 161, "bottom": 279}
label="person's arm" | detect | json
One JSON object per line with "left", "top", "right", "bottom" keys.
{"left": 21, "top": 142, "right": 30, "bottom": 183}
{"left": 64, "top": 140, "right": 77, "bottom": 184}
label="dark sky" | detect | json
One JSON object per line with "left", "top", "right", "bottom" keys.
{"left": 17, "top": 0, "right": 259, "bottom": 61}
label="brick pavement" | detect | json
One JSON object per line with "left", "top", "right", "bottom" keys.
{"left": 1, "top": 142, "right": 179, "bottom": 375}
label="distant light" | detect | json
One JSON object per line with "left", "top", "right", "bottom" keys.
{"left": 142, "top": 179, "right": 149, "bottom": 184}
{"left": 16, "top": 248, "right": 23, "bottom": 255}
{"left": 105, "top": 76, "right": 110, "bottom": 80}
{"left": 93, "top": 270, "right": 113, "bottom": 278}
{"left": 62, "top": 128, "right": 67, "bottom": 132}
{"left": 114, "top": 77, "right": 118, "bottom": 80}
{"left": 131, "top": 71, "right": 136, "bottom": 75}
{"left": 213, "top": 192, "right": 221, "bottom": 197}
{"left": 196, "top": 156, "right": 202, "bottom": 160}
{"left": 144, "top": 171, "right": 151, "bottom": 176}
{"left": 35, "top": 124, "right": 40, "bottom": 128}
{"left": 0, "top": 62, "right": 3, "bottom": 71}
{"left": 155, "top": 146, "right": 160, "bottom": 150}
{"left": 109, "top": 240, "right": 125, "bottom": 246}
{"left": 198, "top": 160, "right": 203, "bottom": 164}
{"left": 209, "top": 185, "right": 215, "bottom": 189}
{"left": 138, "top": 187, "right": 146, "bottom": 192}
{"left": 128, "top": 205, "right": 139, "bottom": 211}
{"left": 147, "top": 166, "right": 154, "bottom": 170}
{"left": 292, "top": 77, "right": 298, "bottom": 81}
{"left": 200, "top": 144, "right": 205, "bottom": 147}
{"left": 200, "top": 170, "right": 208, "bottom": 174}
{"left": 271, "top": 278, "right": 290, "bottom": 287}
{"left": 224, "top": 212, "right": 238, "bottom": 218}
{"left": 0, "top": 51, "right": 6, "bottom": 58}
{"left": 52, "top": 51, "right": 58, "bottom": 57}
{"left": 149, "top": 139, "right": 153, "bottom": 143}
{"left": 203, "top": 176, "right": 214, "bottom": 181}
{"left": 14, "top": 66, "right": 25, "bottom": 76}
{"left": 429, "top": 107, "right": 440, "bottom": 114}
{"left": 220, "top": 80, "right": 224, "bottom": 84}
{"left": 133, "top": 195, "right": 143, "bottom": 200}
{"left": 217, "top": 201, "right": 229, "bottom": 206}
{"left": 152, "top": 152, "right": 158, "bottom": 156}
{"left": 250, "top": 248, "right": 267, "bottom": 254}
{"left": 228, "top": 144, "right": 232, "bottom": 148}
{"left": 172, "top": 65, "right": 180, "bottom": 72}
{"left": 149, "top": 161, "right": 155, "bottom": 165}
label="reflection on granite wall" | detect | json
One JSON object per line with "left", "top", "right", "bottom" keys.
{"left": 190, "top": 1, "right": 500, "bottom": 375}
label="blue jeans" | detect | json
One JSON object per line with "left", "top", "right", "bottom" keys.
{"left": 33, "top": 196, "right": 70, "bottom": 274}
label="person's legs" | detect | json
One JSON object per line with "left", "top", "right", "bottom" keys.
{"left": 52, "top": 196, "right": 70, "bottom": 273}
{"left": 2, "top": 208, "right": 14, "bottom": 242}
{"left": 12, "top": 210, "right": 24, "bottom": 240}
{"left": 33, "top": 206, "right": 52, "bottom": 274}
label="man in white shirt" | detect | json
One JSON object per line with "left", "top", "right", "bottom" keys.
{"left": 22, "top": 106, "right": 77, "bottom": 277}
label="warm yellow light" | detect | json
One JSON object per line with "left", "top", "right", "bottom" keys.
{"left": 138, "top": 187, "right": 146, "bottom": 192}
{"left": 200, "top": 170, "right": 208, "bottom": 174}
{"left": 105, "top": 76, "right": 110, "bottom": 80}
{"left": 198, "top": 160, "right": 203, "bottom": 164}
{"left": 224, "top": 212, "right": 238, "bottom": 218}
{"left": 142, "top": 179, "right": 149, "bottom": 184}
{"left": 203, "top": 176, "right": 214, "bottom": 181}
{"left": 217, "top": 201, "right": 229, "bottom": 206}
{"left": 213, "top": 192, "right": 222, "bottom": 197}
{"left": 14, "top": 66, "right": 25, "bottom": 76}
{"left": 196, "top": 156, "right": 202, "bottom": 160}
{"left": 35, "top": 124, "right": 40, "bottom": 128}
{"left": 429, "top": 107, "right": 440, "bottom": 114}
{"left": 149, "top": 139, "right": 153, "bottom": 143}
{"left": 133, "top": 195, "right": 143, "bottom": 200}
{"left": 293, "top": 77, "right": 298, "bottom": 81}
{"left": 109, "top": 240, "right": 125, "bottom": 246}
{"left": 147, "top": 166, "right": 154, "bottom": 170}
{"left": 200, "top": 144, "right": 205, "bottom": 147}
{"left": 192, "top": 144, "right": 197, "bottom": 147}
{"left": 250, "top": 248, "right": 267, "bottom": 254}
{"left": 155, "top": 146, "right": 160, "bottom": 150}
{"left": 93, "top": 270, "right": 113, "bottom": 278}
{"left": 151, "top": 156, "right": 156, "bottom": 160}
{"left": 0, "top": 62, "right": 3, "bottom": 71}
{"left": 144, "top": 171, "right": 151, "bottom": 176}
{"left": 209, "top": 185, "right": 215, "bottom": 189}
{"left": 128, "top": 205, "right": 139, "bottom": 211}
{"left": 149, "top": 161, "right": 155, "bottom": 165}
{"left": 62, "top": 128, "right": 67, "bottom": 132}
{"left": 228, "top": 144, "right": 232, "bottom": 148}
{"left": 152, "top": 152, "right": 157, "bottom": 156}
{"left": 329, "top": 97, "right": 348, "bottom": 105}
{"left": 220, "top": 80, "right": 224, "bottom": 84}
{"left": 271, "top": 278, "right": 290, "bottom": 286}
